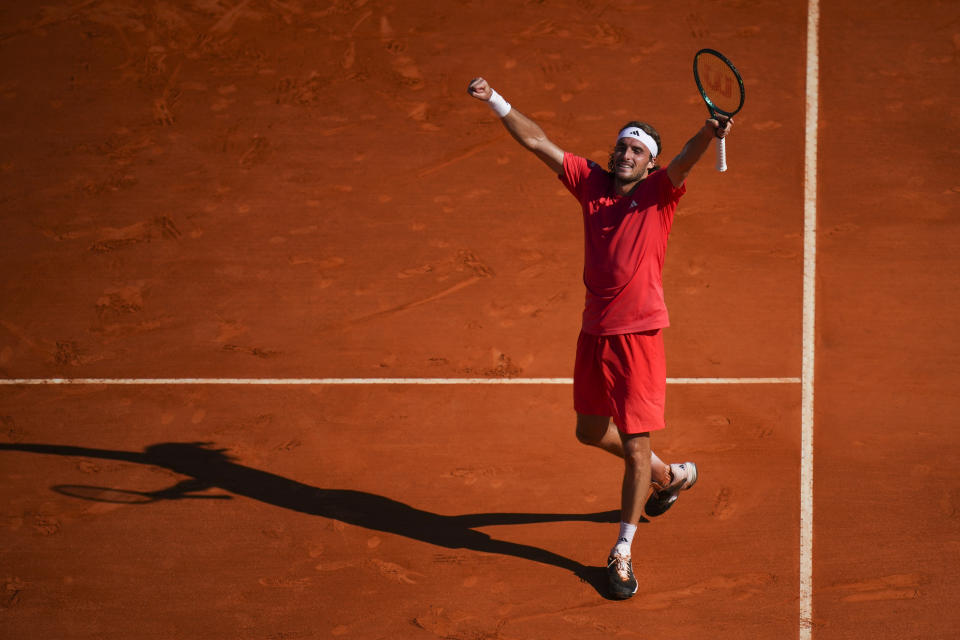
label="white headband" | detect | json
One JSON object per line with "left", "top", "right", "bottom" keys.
{"left": 617, "top": 126, "right": 659, "bottom": 158}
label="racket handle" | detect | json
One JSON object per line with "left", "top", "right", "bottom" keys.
{"left": 715, "top": 137, "right": 727, "bottom": 172}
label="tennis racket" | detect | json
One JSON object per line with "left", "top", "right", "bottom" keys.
{"left": 693, "top": 48, "right": 745, "bottom": 172}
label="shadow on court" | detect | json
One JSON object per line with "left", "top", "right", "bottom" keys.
{"left": 0, "top": 441, "right": 619, "bottom": 597}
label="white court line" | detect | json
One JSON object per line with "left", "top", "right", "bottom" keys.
{"left": 0, "top": 377, "right": 800, "bottom": 386}
{"left": 801, "top": 0, "right": 820, "bottom": 638}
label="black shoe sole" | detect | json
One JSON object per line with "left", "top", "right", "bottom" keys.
{"left": 644, "top": 492, "right": 678, "bottom": 517}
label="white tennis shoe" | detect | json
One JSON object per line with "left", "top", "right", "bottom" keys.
{"left": 644, "top": 462, "right": 698, "bottom": 517}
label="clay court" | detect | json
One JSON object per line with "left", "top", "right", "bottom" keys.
{"left": 1, "top": 1, "right": 958, "bottom": 638}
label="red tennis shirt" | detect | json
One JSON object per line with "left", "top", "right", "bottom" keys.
{"left": 559, "top": 152, "right": 686, "bottom": 335}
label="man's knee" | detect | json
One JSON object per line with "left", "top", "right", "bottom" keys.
{"left": 575, "top": 414, "right": 609, "bottom": 446}
{"left": 621, "top": 432, "right": 650, "bottom": 467}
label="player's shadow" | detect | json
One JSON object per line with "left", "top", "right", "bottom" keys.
{"left": 0, "top": 441, "right": 618, "bottom": 597}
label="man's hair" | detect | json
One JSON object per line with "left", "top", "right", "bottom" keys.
{"left": 607, "top": 121, "right": 663, "bottom": 173}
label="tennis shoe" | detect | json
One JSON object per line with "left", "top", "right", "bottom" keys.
{"left": 644, "top": 462, "right": 698, "bottom": 518}
{"left": 606, "top": 552, "right": 638, "bottom": 599}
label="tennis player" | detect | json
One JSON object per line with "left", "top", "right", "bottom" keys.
{"left": 467, "top": 76, "right": 732, "bottom": 599}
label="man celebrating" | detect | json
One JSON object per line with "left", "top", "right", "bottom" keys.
{"left": 467, "top": 76, "right": 732, "bottom": 599}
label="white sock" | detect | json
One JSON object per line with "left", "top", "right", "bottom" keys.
{"left": 612, "top": 521, "right": 637, "bottom": 557}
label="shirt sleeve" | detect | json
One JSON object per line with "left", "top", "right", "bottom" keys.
{"left": 654, "top": 168, "right": 686, "bottom": 206}
{"left": 650, "top": 168, "right": 686, "bottom": 235}
{"left": 558, "top": 152, "right": 592, "bottom": 200}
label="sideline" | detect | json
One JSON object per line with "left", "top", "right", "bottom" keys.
{"left": 800, "top": 0, "right": 820, "bottom": 637}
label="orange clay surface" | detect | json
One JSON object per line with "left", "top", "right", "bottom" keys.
{"left": 0, "top": 1, "right": 958, "bottom": 639}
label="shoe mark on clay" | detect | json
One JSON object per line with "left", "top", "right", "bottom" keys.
{"left": 0, "top": 0, "right": 99, "bottom": 42}
{"left": 628, "top": 41, "right": 666, "bottom": 63}
{"left": 92, "top": 130, "right": 157, "bottom": 165}
{"left": 214, "top": 318, "right": 248, "bottom": 344}
{"left": 413, "top": 605, "right": 499, "bottom": 639}
{"left": 754, "top": 425, "right": 775, "bottom": 439}
{"left": 536, "top": 55, "right": 574, "bottom": 94}
{"left": 379, "top": 15, "right": 423, "bottom": 89}
{"left": 444, "top": 466, "right": 501, "bottom": 487}
{"left": 2, "top": 578, "right": 27, "bottom": 610}
{"left": 92, "top": 283, "right": 174, "bottom": 337}
{"left": 239, "top": 134, "right": 269, "bottom": 168}
{"left": 314, "top": 559, "right": 356, "bottom": 572}
{"left": 397, "top": 264, "right": 434, "bottom": 279}
{"left": 153, "top": 63, "right": 182, "bottom": 127}
{"left": 274, "top": 439, "right": 302, "bottom": 452}
{"left": 572, "top": 0, "right": 601, "bottom": 16}
{"left": 263, "top": 631, "right": 313, "bottom": 640}
{"left": 942, "top": 487, "right": 960, "bottom": 520}
{"left": 735, "top": 25, "right": 763, "bottom": 38}
{"left": 560, "top": 614, "right": 624, "bottom": 635}
{"left": 706, "top": 414, "right": 732, "bottom": 427}
{"left": 222, "top": 344, "right": 281, "bottom": 359}
{"left": 584, "top": 22, "right": 623, "bottom": 47}
{"left": 210, "top": 84, "right": 235, "bottom": 114}
{"left": 521, "top": 19, "right": 562, "bottom": 40}
{"left": 826, "top": 222, "right": 861, "bottom": 237}
{"left": 515, "top": 248, "right": 554, "bottom": 279}
{"left": 30, "top": 512, "right": 62, "bottom": 537}
{"left": 54, "top": 341, "right": 82, "bottom": 367}
{"left": 49, "top": 341, "right": 115, "bottom": 367}
{"left": 458, "top": 250, "right": 494, "bottom": 278}
{"left": 367, "top": 558, "right": 424, "bottom": 585}
{"left": 88, "top": 217, "right": 181, "bottom": 253}
{"left": 685, "top": 12, "right": 709, "bottom": 39}
{"left": 633, "top": 573, "right": 776, "bottom": 610}
{"left": 2, "top": 322, "right": 69, "bottom": 365}
{"left": 80, "top": 170, "right": 138, "bottom": 197}
{"left": 711, "top": 487, "right": 733, "bottom": 519}
{"left": 258, "top": 576, "right": 313, "bottom": 588}
{"left": 95, "top": 284, "right": 145, "bottom": 321}
{"left": 35, "top": 223, "right": 90, "bottom": 242}
{"left": 290, "top": 256, "right": 345, "bottom": 270}
{"left": 525, "top": 17, "right": 622, "bottom": 49}
{"left": 824, "top": 573, "right": 925, "bottom": 603}
{"left": 0, "top": 415, "right": 27, "bottom": 443}
{"left": 275, "top": 73, "right": 334, "bottom": 106}
{"left": 76, "top": 460, "right": 102, "bottom": 474}
{"left": 197, "top": 0, "right": 253, "bottom": 47}
{"left": 484, "top": 352, "right": 522, "bottom": 378}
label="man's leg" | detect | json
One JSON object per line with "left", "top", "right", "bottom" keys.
{"left": 618, "top": 432, "right": 651, "bottom": 527}
{"left": 604, "top": 431, "right": 650, "bottom": 599}
{"left": 575, "top": 414, "right": 670, "bottom": 485}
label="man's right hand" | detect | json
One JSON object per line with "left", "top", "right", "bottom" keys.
{"left": 467, "top": 77, "right": 492, "bottom": 101}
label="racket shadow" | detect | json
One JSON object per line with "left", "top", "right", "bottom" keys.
{"left": 1, "top": 441, "right": 618, "bottom": 596}
{"left": 53, "top": 479, "right": 233, "bottom": 504}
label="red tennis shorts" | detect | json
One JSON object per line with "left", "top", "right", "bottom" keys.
{"left": 573, "top": 329, "right": 667, "bottom": 434}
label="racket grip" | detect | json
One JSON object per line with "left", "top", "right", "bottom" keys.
{"left": 715, "top": 137, "right": 727, "bottom": 172}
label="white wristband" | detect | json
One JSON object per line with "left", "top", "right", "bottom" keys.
{"left": 487, "top": 89, "right": 512, "bottom": 118}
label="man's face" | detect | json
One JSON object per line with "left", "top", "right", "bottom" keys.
{"left": 612, "top": 137, "right": 656, "bottom": 181}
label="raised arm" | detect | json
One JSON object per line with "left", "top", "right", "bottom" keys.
{"left": 467, "top": 77, "right": 565, "bottom": 175}
{"left": 666, "top": 117, "right": 734, "bottom": 187}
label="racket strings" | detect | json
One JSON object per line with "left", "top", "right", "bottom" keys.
{"left": 694, "top": 51, "right": 744, "bottom": 116}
